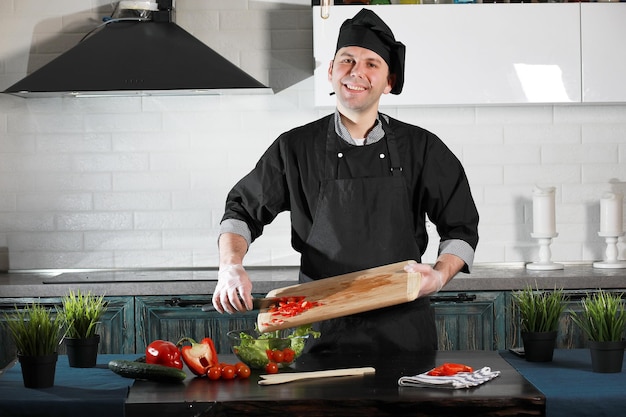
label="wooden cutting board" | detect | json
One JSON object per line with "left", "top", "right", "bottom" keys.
{"left": 257, "top": 260, "right": 421, "bottom": 333}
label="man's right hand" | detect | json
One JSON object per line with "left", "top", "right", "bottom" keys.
{"left": 211, "top": 264, "right": 253, "bottom": 314}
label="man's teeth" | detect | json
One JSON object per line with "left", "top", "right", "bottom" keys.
{"left": 346, "top": 84, "right": 365, "bottom": 91}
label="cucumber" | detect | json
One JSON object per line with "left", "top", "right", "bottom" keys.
{"left": 108, "top": 359, "right": 187, "bottom": 383}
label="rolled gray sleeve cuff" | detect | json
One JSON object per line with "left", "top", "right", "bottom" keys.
{"left": 219, "top": 219, "right": 252, "bottom": 247}
{"left": 439, "top": 239, "right": 475, "bottom": 273}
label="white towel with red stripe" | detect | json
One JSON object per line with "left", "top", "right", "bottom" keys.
{"left": 398, "top": 366, "right": 501, "bottom": 389}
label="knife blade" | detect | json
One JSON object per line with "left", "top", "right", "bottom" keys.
{"left": 201, "top": 297, "right": 281, "bottom": 312}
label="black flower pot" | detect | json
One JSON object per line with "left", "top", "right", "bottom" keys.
{"left": 589, "top": 340, "right": 625, "bottom": 373}
{"left": 521, "top": 331, "right": 557, "bottom": 362}
{"left": 18, "top": 352, "right": 58, "bottom": 388}
{"left": 65, "top": 334, "right": 100, "bottom": 368}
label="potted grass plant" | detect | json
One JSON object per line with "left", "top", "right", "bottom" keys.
{"left": 60, "top": 290, "right": 107, "bottom": 368}
{"left": 570, "top": 290, "right": 626, "bottom": 373}
{"left": 512, "top": 285, "right": 566, "bottom": 362}
{"left": 3, "top": 302, "right": 63, "bottom": 388}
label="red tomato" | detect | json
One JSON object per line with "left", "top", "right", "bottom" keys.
{"left": 272, "top": 349, "right": 284, "bottom": 363}
{"left": 236, "top": 363, "right": 251, "bottom": 379}
{"left": 265, "top": 362, "right": 279, "bottom": 374}
{"left": 282, "top": 348, "right": 295, "bottom": 363}
{"left": 221, "top": 365, "right": 237, "bottom": 380}
{"left": 207, "top": 366, "right": 222, "bottom": 380}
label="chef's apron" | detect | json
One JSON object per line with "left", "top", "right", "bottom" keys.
{"left": 301, "top": 118, "right": 437, "bottom": 355}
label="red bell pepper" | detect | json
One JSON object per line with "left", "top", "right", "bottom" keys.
{"left": 176, "top": 337, "right": 219, "bottom": 376}
{"left": 427, "top": 363, "right": 473, "bottom": 376}
{"left": 145, "top": 339, "right": 184, "bottom": 369}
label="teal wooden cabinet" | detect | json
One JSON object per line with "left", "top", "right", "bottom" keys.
{"left": 0, "top": 296, "right": 134, "bottom": 369}
{"left": 135, "top": 295, "right": 259, "bottom": 354}
{"left": 556, "top": 293, "right": 591, "bottom": 349}
{"left": 137, "top": 292, "right": 509, "bottom": 354}
{"left": 431, "top": 291, "right": 507, "bottom": 351}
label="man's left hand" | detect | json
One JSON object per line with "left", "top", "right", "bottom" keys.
{"left": 404, "top": 254, "right": 465, "bottom": 297}
{"left": 404, "top": 261, "right": 444, "bottom": 297}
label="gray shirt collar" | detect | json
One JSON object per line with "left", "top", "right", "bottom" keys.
{"left": 333, "top": 110, "right": 388, "bottom": 146}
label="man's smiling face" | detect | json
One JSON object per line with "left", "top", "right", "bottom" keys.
{"left": 328, "top": 46, "right": 395, "bottom": 114}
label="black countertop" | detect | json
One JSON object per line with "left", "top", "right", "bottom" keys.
{"left": 125, "top": 350, "right": 544, "bottom": 417}
{"left": 1, "top": 263, "right": 625, "bottom": 298}
{"left": 0, "top": 351, "right": 544, "bottom": 417}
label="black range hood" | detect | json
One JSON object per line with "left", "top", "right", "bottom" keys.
{"left": 4, "top": 1, "right": 272, "bottom": 98}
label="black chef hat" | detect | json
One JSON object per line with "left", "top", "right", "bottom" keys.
{"left": 335, "top": 8, "right": 406, "bottom": 95}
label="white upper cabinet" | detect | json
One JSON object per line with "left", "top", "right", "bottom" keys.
{"left": 581, "top": 3, "right": 626, "bottom": 103}
{"left": 314, "top": 4, "right": 582, "bottom": 107}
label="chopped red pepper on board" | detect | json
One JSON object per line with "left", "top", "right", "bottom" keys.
{"left": 176, "top": 337, "right": 219, "bottom": 376}
{"left": 145, "top": 340, "right": 184, "bottom": 369}
{"left": 427, "top": 363, "right": 473, "bottom": 376}
{"left": 260, "top": 297, "right": 322, "bottom": 327}
{"left": 267, "top": 296, "right": 321, "bottom": 323}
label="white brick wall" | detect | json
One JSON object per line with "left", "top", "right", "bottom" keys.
{"left": 0, "top": 0, "right": 624, "bottom": 270}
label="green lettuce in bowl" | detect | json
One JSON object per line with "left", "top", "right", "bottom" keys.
{"left": 227, "top": 325, "right": 320, "bottom": 369}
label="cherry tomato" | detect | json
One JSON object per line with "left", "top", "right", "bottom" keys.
{"left": 282, "top": 348, "right": 295, "bottom": 363}
{"left": 236, "top": 363, "right": 251, "bottom": 379}
{"left": 207, "top": 366, "right": 222, "bottom": 380}
{"left": 265, "top": 362, "right": 279, "bottom": 374}
{"left": 221, "top": 365, "right": 237, "bottom": 380}
{"left": 272, "top": 349, "right": 284, "bottom": 363}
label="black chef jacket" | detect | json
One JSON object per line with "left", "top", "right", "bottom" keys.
{"left": 222, "top": 113, "right": 478, "bottom": 354}
{"left": 222, "top": 113, "right": 479, "bottom": 274}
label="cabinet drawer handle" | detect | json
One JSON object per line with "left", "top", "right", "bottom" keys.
{"left": 164, "top": 297, "right": 210, "bottom": 307}
{"left": 430, "top": 293, "right": 477, "bottom": 303}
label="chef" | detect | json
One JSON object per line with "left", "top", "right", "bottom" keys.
{"left": 212, "top": 8, "right": 479, "bottom": 355}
